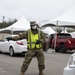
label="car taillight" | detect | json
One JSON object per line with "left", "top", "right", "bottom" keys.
{"left": 68, "top": 40, "right": 71, "bottom": 44}
{"left": 16, "top": 41, "right": 23, "bottom": 45}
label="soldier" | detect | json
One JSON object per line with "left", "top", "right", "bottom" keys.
{"left": 13, "top": 21, "right": 45, "bottom": 75}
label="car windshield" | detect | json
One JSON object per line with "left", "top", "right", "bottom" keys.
{"left": 57, "top": 34, "right": 72, "bottom": 38}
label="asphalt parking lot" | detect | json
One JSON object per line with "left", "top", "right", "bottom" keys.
{"left": 0, "top": 49, "right": 74, "bottom": 75}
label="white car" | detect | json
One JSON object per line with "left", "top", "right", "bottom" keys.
{"left": 63, "top": 53, "right": 75, "bottom": 75}
{"left": 0, "top": 35, "right": 27, "bottom": 56}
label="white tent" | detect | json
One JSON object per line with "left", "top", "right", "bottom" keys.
{"left": 52, "top": 7, "right": 75, "bottom": 23}
{"left": 0, "top": 16, "right": 30, "bottom": 32}
{"left": 61, "top": 29, "right": 68, "bottom": 33}
{"left": 40, "top": 7, "right": 75, "bottom": 27}
{"left": 50, "top": 7, "right": 75, "bottom": 27}
{"left": 70, "top": 32, "right": 75, "bottom": 38}
{"left": 42, "top": 27, "right": 56, "bottom": 35}
{"left": 39, "top": 20, "right": 56, "bottom": 27}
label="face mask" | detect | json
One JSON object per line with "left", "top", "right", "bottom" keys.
{"left": 32, "top": 26, "right": 37, "bottom": 30}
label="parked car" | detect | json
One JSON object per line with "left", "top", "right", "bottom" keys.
{"left": 49, "top": 33, "right": 75, "bottom": 53}
{"left": 63, "top": 53, "right": 75, "bottom": 75}
{"left": 0, "top": 35, "right": 27, "bottom": 56}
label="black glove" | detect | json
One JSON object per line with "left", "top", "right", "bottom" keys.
{"left": 7, "top": 37, "right": 13, "bottom": 41}
{"left": 36, "top": 40, "right": 41, "bottom": 44}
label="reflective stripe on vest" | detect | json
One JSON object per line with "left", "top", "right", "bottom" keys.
{"left": 28, "top": 29, "right": 42, "bottom": 49}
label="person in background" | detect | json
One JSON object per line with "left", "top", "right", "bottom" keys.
{"left": 13, "top": 21, "right": 45, "bottom": 75}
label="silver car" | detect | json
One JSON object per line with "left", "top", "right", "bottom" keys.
{"left": 63, "top": 53, "right": 75, "bottom": 75}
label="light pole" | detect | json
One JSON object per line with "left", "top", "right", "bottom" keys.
{"left": 2, "top": 16, "right": 5, "bottom": 22}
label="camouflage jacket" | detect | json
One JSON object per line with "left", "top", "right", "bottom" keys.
{"left": 13, "top": 28, "right": 45, "bottom": 43}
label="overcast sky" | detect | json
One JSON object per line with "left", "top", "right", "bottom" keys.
{"left": 0, "top": 0, "right": 75, "bottom": 23}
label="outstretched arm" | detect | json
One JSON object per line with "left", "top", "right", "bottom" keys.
{"left": 12, "top": 31, "right": 27, "bottom": 41}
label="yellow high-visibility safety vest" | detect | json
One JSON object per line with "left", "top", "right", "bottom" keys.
{"left": 28, "top": 29, "right": 42, "bottom": 49}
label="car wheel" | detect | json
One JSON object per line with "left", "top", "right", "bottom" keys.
{"left": 9, "top": 47, "right": 14, "bottom": 56}
{"left": 59, "top": 44, "right": 67, "bottom": 53}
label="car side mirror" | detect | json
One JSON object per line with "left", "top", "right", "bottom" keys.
{"left": 69, "top": 65, "right": 75, "bottom": 68}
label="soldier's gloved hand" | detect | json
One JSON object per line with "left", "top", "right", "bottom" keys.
{"left": 6, "top": 37, "right": 13, "bottom": 41}
{"left": 8, "top": 37, "right": 13, "bottom": 40}
{"left": 36, "top": 40, "right": 41, "bottom": 44}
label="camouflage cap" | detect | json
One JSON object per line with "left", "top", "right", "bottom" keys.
{"left": 30, "top": 21, "right": 37, "bottom": 26}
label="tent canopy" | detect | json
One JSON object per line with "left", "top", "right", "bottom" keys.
{"left": 40, "top": 7, "right": 75, "bottom": 27}
{"left": 61, "top": 29, "right": 68, "bottom": 33}
{"left": 52, "top": 7, "right": 75, "bottom": 23}
{"left": 70, "top": 32, "right": 75, "bottom": 38}
{"left": 39, "top": 20, "right": 56, "bottom": 27}
{"left": 42, "top": 27, "right": 56, "bottom": 35}
{"left": 0, "top": 16, "right": 30, "bottom": 32}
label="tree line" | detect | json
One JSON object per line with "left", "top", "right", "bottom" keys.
{"left": 0, "top": 17, "right": 17, "bottom": 29}
{"left": 0, "top": 16, "right": 74, "bottom": 33}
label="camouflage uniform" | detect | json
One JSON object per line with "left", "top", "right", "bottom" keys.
{"left": 13, "top": 28, "right": 45, "bottom": 74}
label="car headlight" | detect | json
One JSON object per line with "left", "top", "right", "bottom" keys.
{"left": 69, "top": 56, "right": 75, "bottom": 68}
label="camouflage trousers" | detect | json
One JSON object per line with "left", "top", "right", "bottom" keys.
{"left": 21, "top": 48, "right": 45, "bottom": 73}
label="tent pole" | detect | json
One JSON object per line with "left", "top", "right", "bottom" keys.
{"left": 54, "top": 20, "right": 58, "bottom": 50}
{"left": 11, "top": 27, "right": 13, "bottom": 35}
{"left": 64, "top": 27, "right": 65, "bottom": 33}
